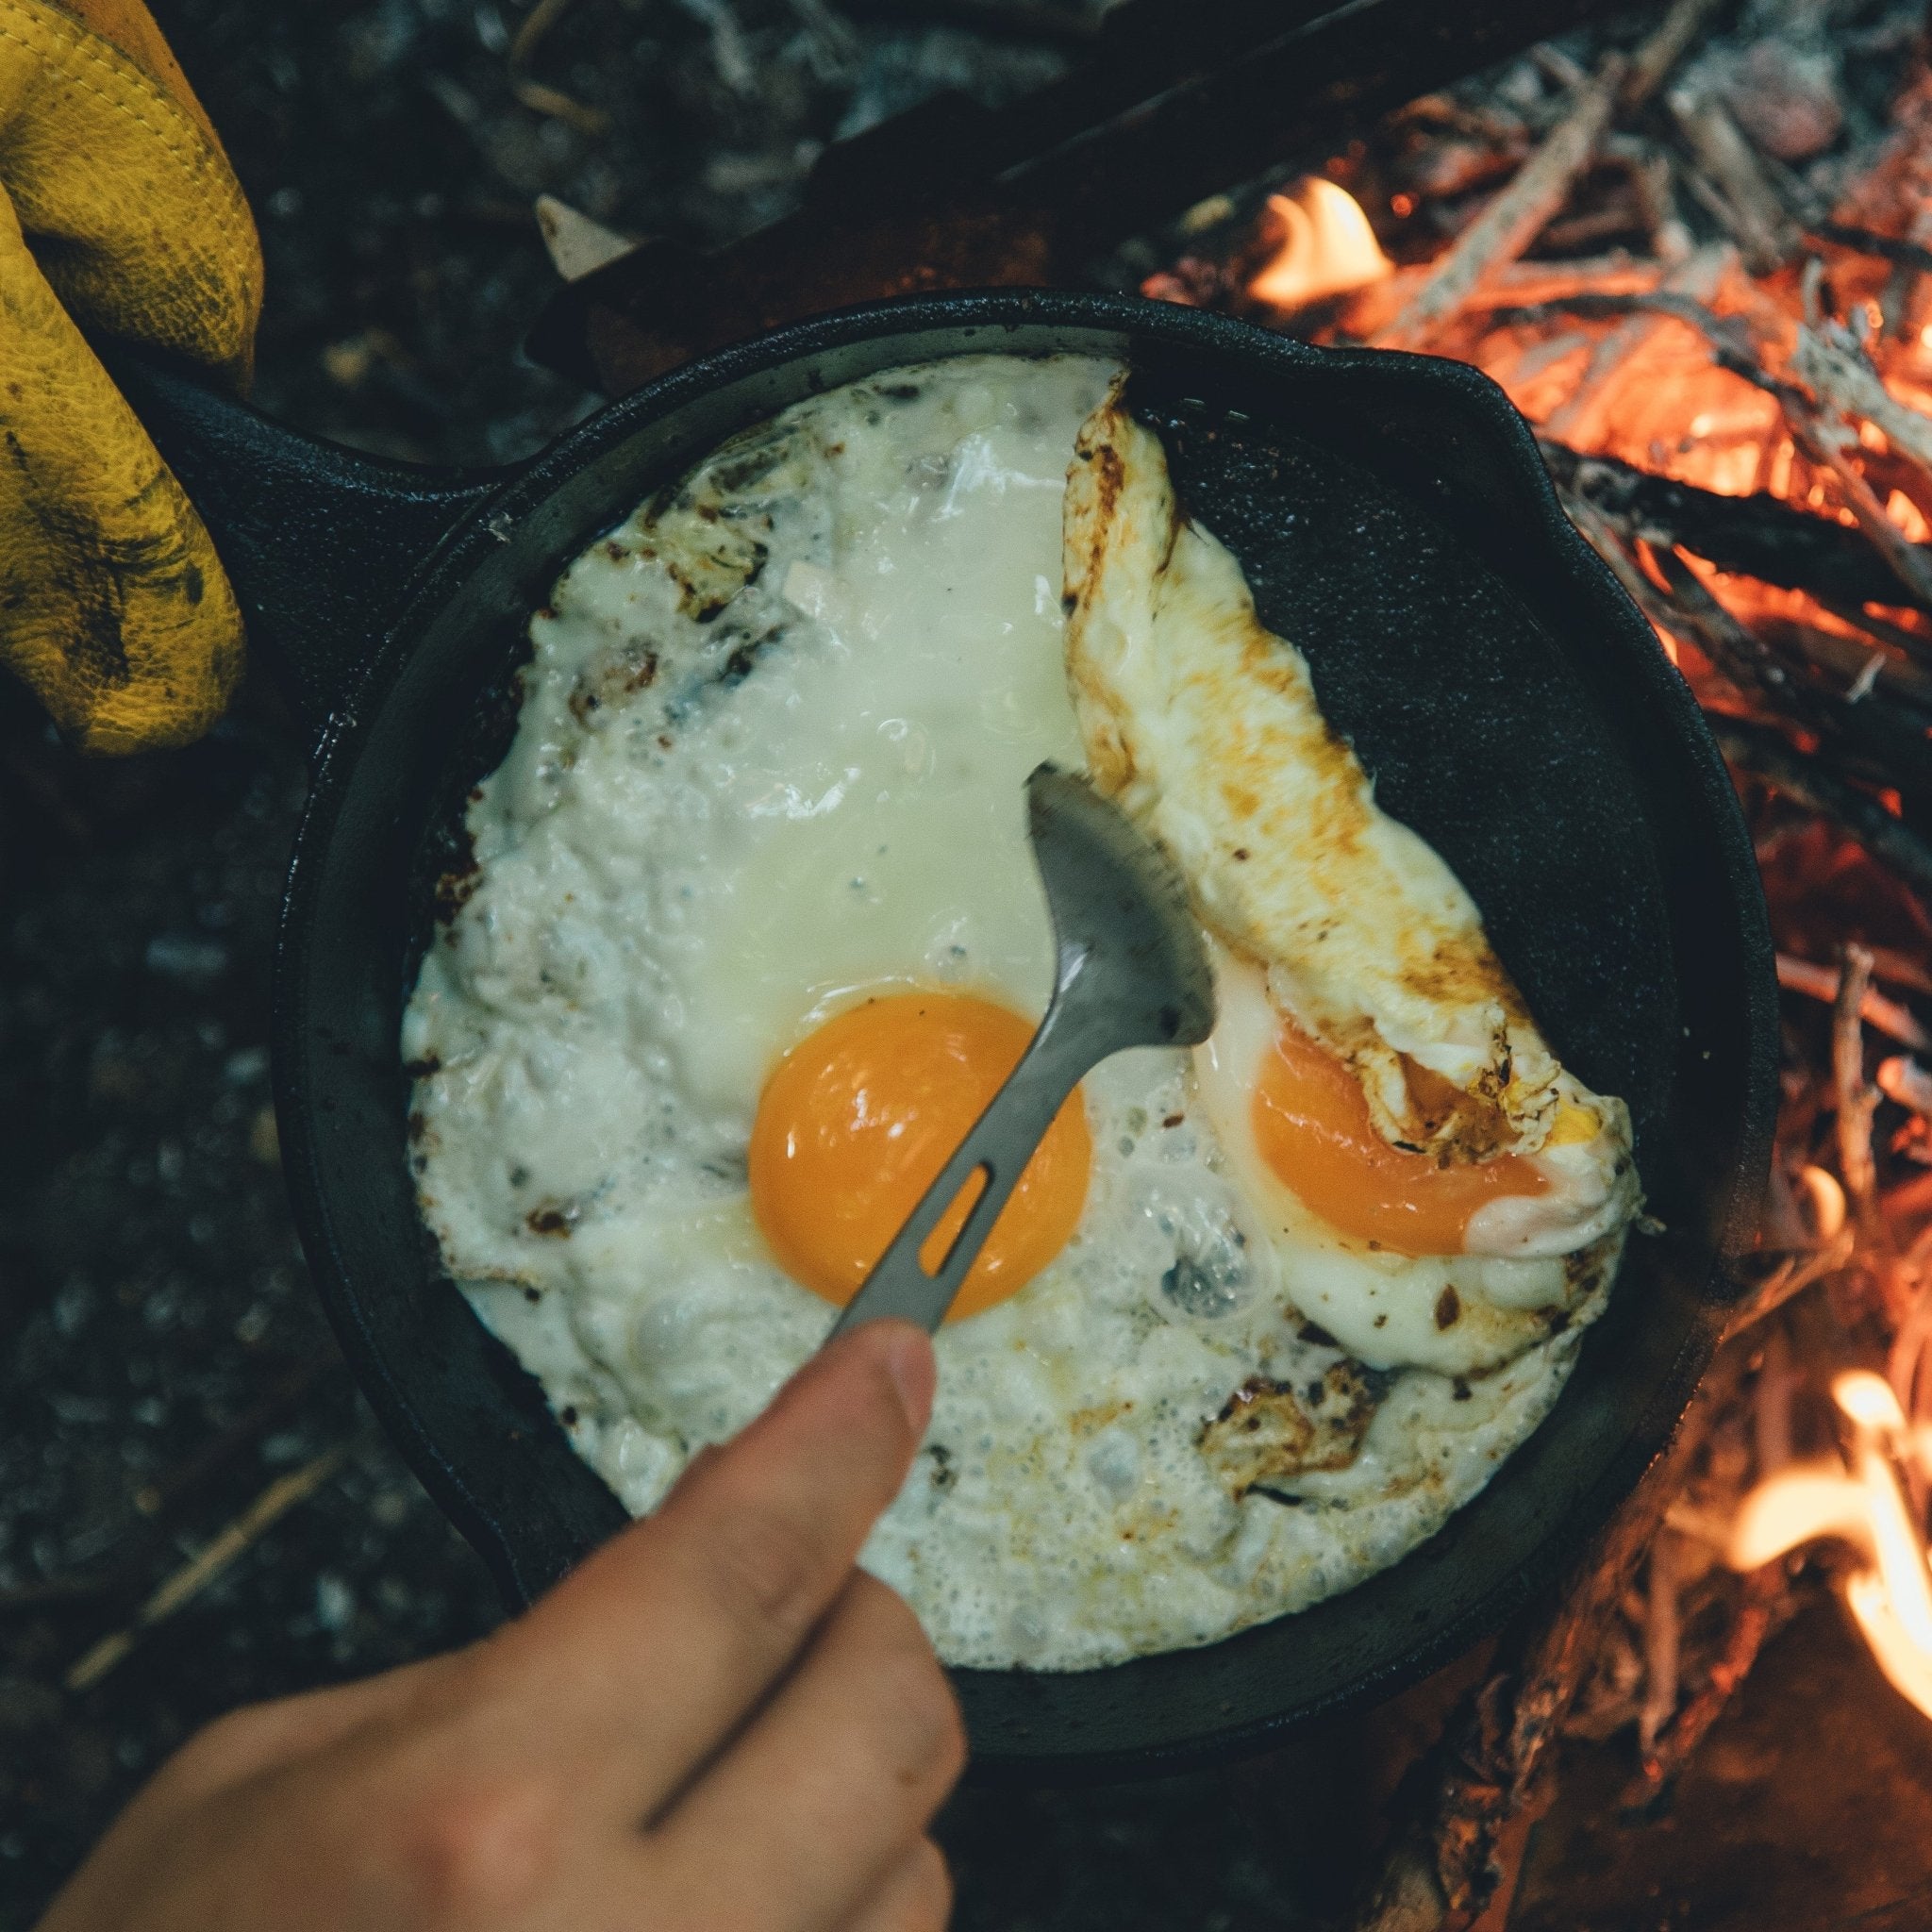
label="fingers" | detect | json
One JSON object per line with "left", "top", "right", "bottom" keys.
{"left": 645, "top": 1572, "right": 965, "bottom": 1932}
{"left": 137, "top": 1656, "right": 458, "bottom": 1812}
{"left": 841, "top": 1840, "right": 954, "bottom": 1932}
{"left": 476, "top": 1320, "right": 937, "bottom": 1819}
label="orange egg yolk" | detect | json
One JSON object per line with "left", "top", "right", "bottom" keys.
{"left": 1251, "top": 1019, "right": 1549, "bottom": 1256}
{"left": 748, "top": 991, "right": 1092, "bottom": 1320}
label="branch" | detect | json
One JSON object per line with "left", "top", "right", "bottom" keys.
{"left": 1777, "top": 951, "right": 1932, "bottom": 1053}
{"left": 1352, "top": 1367, "right": 1730, "bottom": 1932}
{"left": 1666, "top": 86, "right": 1801, "bottom": 274}
{"left": 65, "top": 1441, "right": 355, "bottom": 1692}
{"left": 1376, "top": 55, "right": 1628, "bottom": 350}
{"left": 1619, "top": 1564, "right": 1802, "bottom": 1807}
{"left": 1712, "top": 717, "right": 1932, "bottom": 899}
{"left": 1541, "top": 440, "right": 1932, "bottom": 616}
{"left": 1835, "top": 941, "right": 1885, "bottom": 1244}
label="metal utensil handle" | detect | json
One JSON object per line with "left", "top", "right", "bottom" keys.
{"left": 825, "top": 1010, "right": 1086, "bottom": 1338}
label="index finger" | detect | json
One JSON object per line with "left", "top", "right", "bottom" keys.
{"left": 475, "top": 1318, "right": 936, "bottom": 1819}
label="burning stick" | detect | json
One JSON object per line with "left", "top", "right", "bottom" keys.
{"left": 1635, "top": 543, "right": 1808, "bottom": 710}
{"left": 1644, "top": 546, "right": 1932, "bottom": 801}
{"left": 1542, "top": 242, "right": 1732, "bottom": 446}
{"left": 1781, "top": 391, "right": 1932, "bottom": 613}
{"left": 1835, "top": 942, "right": 1886, "bottom": 1244}
{"left": 1538, "top": 437, "right": 1932, "bottom": 612}
{"left": 1374, "top": 0, "right": 1731, "bottom": 353}
{"left": 1544, "top": 492, "right": 1927, "bottom": 825}
{"left": 1622, "top": 1561, "right": 1799, "bottom": 1807}
{"left": 1776, "top": 952, "right": 1930, "bottom": 1053}
{"left": 1352, "top": 1350, "right": 1746, "bottom": 1932}
{"left": 1714, "top": 720, "right": 1932, "bottom": 902}
{"left": 1790, "top": 317, "right": 1932, "bottom": 482}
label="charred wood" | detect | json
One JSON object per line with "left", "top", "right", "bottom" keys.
{"left": 1617, "top": 1562, "right": 1804, "bottom": 1809}
{"left": 1645, "top": 544, "right": 1932, "bottom": 801}
{"left": 529, "top": 0, "right": 1648, "bottom": 391}
{"left": 1352, "top": 1354, "right": 1740, "bottom": 1932}
{"left": 1714, "top": 717, "right": 1932, "bottom": 899}
{"left": 1539, "top": 441, "right": 1932, "bottom": 612}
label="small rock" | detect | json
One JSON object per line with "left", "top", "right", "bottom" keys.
{"left": 1716, "top": 40, "right": 1842, "bottom": 161}
{"left": 143, "top": 934, "right": 229, "bottom": 986}
{"left": 0, "top": 1677, "right": 62, "bottom": 1735}
{"left": 315, "top": 1573, "right": 357, "bottom": 1632}
{"left": 224, "top": 1047, "right": 269, "bottom": 1087}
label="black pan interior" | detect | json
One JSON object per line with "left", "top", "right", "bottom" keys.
{"left": 274, "top": 293, "right": 1776, "bottom": 1778}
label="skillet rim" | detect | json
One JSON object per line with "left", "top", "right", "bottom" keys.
{"left": 273, "top": 288, "right": 1779, "bottom": 1779}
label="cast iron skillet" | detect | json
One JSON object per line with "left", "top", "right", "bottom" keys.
{"left": 115, "top": 289, "right": 1779, "bottom": 1780}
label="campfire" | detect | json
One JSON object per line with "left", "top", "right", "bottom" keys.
{"left": 1138, "top": 0, "right": 1932, "bottom": 1921}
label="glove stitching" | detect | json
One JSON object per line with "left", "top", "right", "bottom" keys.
{"left": 0, "top": 2, "right": 254, "bottom": 264}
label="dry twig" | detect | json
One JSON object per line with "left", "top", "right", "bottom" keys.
{"left": 1376, "top": 57, "right": 1629, "bottom": 351}
{"left": 509, "top": 0, "right": 609, "bottom": 134}
{"left": 1666, "top": 87, "right": 1801, "bottom": 274}
{"left": 1619, "top": 0, "right": 1728, "bottom": 111}
{"left": 1727, "top": 1229, "right": 1858, "bottom": 1336}
{"left": 1835, "top": 942, "right": 1885, "bottom": 1244}
{"left": 1776, "top": 952, "right": 1931, "bottom": 1051}
{"left": 1636, "top": 1532, "right": 1681, "bottom": 1756}
{"left": 1621, "top": 1564, "right": 1801, "bottom": 1807}
{"left": 66, "top": 1442, "right": 355, "bottom": 1693}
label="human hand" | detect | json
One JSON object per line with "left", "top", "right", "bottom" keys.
{"left": 37, "top": 1321, "right": 962, "bottom": 1932}
{"left": 0, "top": 0, "right": 260, "bottom": 752}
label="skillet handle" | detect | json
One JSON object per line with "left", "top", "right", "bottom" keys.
{"left": 106, "top": 348, "right": 511, "bottom": 747}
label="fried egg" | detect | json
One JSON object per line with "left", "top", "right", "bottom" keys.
{"left": 1063, "top": 384, "right": 1638, "bottom": 1373}
{"left": 403, "top": 355, "right": 1640, "bottom": 1670}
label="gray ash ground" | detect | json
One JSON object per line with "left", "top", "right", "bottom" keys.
{"left": 0, "top": 0, "right": 1329, "bottom": 1924}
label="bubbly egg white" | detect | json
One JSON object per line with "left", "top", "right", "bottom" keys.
{"left": 404, "top": 357, "right": 1613, "bottom": 1671}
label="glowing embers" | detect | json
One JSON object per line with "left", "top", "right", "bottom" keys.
{"left": 748, "top": 991, "right": 1091, "bottom": 1319}
{"left": 1728, "top": 1370, "right": 1932, "bottom": 1721}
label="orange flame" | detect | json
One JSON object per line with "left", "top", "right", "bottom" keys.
{"left": 1728, "top": 1370, "right": 1932, "bottom": 1718}
{"left": 1249, "top": 178, "right": 1393, "bottom": 312}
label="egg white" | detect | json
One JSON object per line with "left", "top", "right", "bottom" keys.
{"left": 404, "top": 356, "right": 1619, "bottom": 1671}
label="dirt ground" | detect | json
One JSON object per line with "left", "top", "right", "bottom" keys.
{"left": 0, "top": 1, "right": 1324, "bottom": 1923}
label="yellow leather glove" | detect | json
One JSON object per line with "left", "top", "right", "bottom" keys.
{"left": 0, "top": 0, "right": 261, "bottom": 752}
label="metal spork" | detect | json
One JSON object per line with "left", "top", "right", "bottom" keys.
{"left": 824, "top": 764, "right": 1216, "bottom": 1341}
